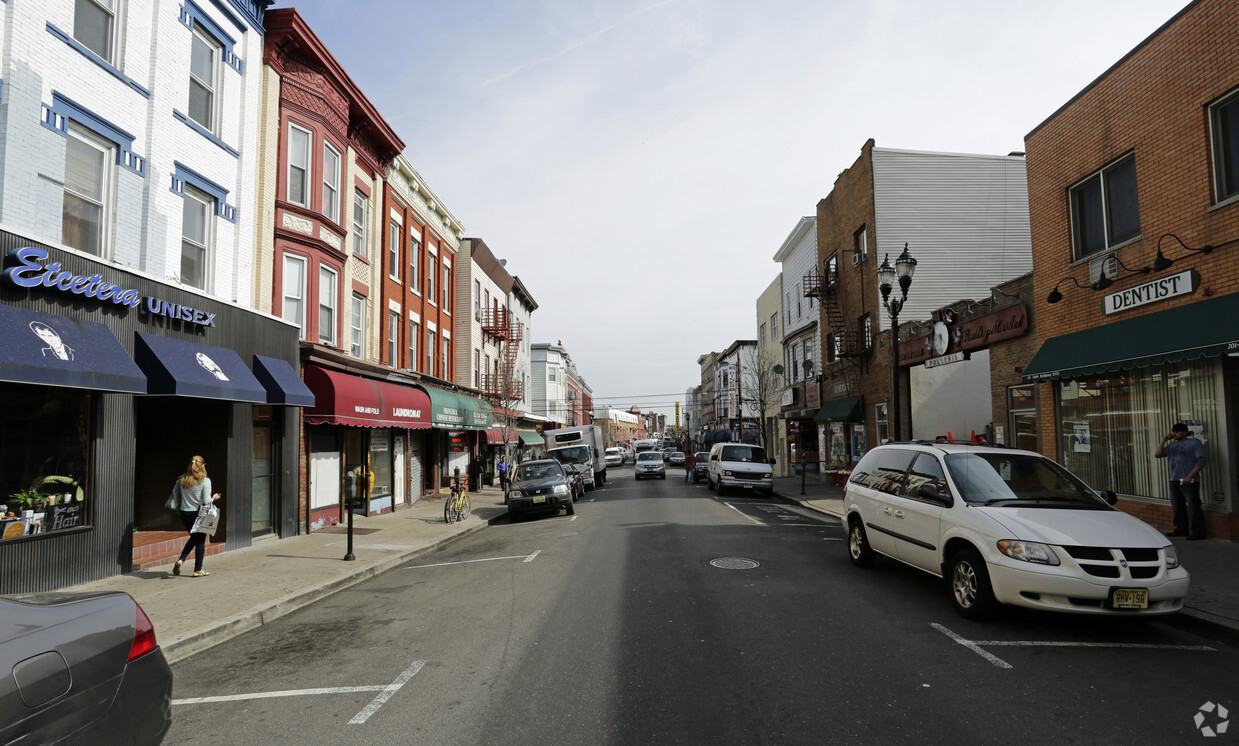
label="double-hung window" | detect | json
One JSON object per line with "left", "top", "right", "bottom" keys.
{"left": 860, "top": 314, "right": 873, "bottom": 350}
{"left": 352, "top": 190, "right": 368, "bottom": 257}
{"left": 410, "top": 236, "right": 420, "bottom": 291}
{"left": 350, "top": 294, "right": 365, "bottom": 358}
{"left": 426, "top": 330, "right": 435, "bottom": 376}
{"left": 427, "top": 253, "right": 436, "bottom": 303}
{"left": 282, "top": 254, "right": 307, "bottom": 338}
{"left": 474, "top": 281, "right": 481, "bottom": 320}
{"left": 287, "top": 125, "right": 311, "bottom": 207}
{"left": 62, "top": 124, "right": 113, "bottom": 257}
{"left": 318, "top": 266, "right": 337, "bottom": 346}
{"left": 1070, "top": 153, "right": 1140, "bottom": 259}
{"left": 442, "top": 338, "right": 450, "bottom": 379}
{"left": 409, "top": 322, "right": 419, "bottom": 371}
{"left": 1211, "top": 88, "right": 1239, "bottom": 203}
{"left": 443, "top": 264, "right": 450, "bottom": 309}
{"left": 322, "top": 143, "right": 340, "bottom": 223}
{"left": 188, "top": 26, "right": 221, "bottom": 132}
{"left": 388, "top": 221, "right": 401, "bottom": 281}
{"left": 74, "top": 0, "right": 116, "bottom": 63}
{"left": 180, "top": 185, "right": 212, "bottom": 290}
{"left": 387, "top": 312, "right": 399, "bottom": 368}
{"left": 854, "top": 226, "right": 868, "bottom": 264}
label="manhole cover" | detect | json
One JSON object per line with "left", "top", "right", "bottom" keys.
{"left": 709, "top": 557, "right": 760, "bottom": 570}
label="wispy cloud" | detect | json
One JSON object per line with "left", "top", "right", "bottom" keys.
{"left": 480, "top": 0, "right": 679, "bottom": 88}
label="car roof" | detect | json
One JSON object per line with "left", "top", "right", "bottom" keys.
{"left": 868, "top": 441, "right": 1044, "bottom": 458}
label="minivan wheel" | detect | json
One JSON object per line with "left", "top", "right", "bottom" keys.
{"left": 949, "top": 547, "right": 997, "bottom": 620}
{"left": 847, "top": 519, "right": 875, "bottom": 567}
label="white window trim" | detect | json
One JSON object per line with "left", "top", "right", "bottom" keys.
{"left": 63, "top": 123, "right": 115, "bottom": 259}
{"left": 282, "top": 253, "right": 307, "bottom": 338}
{"left": 388, "top": 220, "right": 401, "bottom": 282}
{"left": 74, "top": 0, "right": 120, "bottom": 65}
{"left": 180, "top": 184, "right": 214, "bottom": 292}
{"left": 352, "top": 190, "right": 368, "bottom": 257}
{"left": 410, "top": 232, "right": 421, "bottom": 296}
{"left": 350, "top": 293, "right": 365, "bottom": 358}
{"left": 286, "top": 124, "right": 312, "bottom": 208}
{"left": 322, "top": 142, "right": 341, "bottom": 224}
{"left": 188, "top": 24, "right": 222, "bottom": 133}
{"left": 387, "top": 311, "right": 400, "bottom": 368}
{"left": 318, "top": 265, "right": 338, "bottom": 346}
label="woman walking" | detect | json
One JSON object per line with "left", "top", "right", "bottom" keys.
{"left": 169, "top": 455, "right": 221, "bottom": 577}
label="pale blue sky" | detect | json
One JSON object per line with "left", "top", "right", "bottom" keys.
{"left": 280, "top": 0, "right": 1186, "bottom": 417}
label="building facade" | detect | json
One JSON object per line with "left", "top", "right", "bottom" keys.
{"left": 772, "top": 218, "right": 819, "bottom": 473}
{"left": 756, "top": 276, "right": 789, "bottom": 475}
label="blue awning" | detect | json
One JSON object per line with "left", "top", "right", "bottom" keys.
{"left": 134, "top": 331, "right": 266, "bottom": 402}
{"left": 0, "top": 304, "right": 146, "bottom": 392}
{"left": 253, "top": 355, "right": 315, "bottom": 406}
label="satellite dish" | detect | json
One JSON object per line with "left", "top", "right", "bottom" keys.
{"left": 499, "top": 259, "right": 507, "bottom": 267}
{"left": 773, "top": 364, "right": 784, "bottom": 376}
{"left": 803, "top": 360, "right": 814, "bottom": 373}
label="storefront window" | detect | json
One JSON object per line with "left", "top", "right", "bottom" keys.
{"left": 369, "top": 430, "right": 392, "bottom": 500}
{"left": 1008, "top": 384, "right": 1037, "bottom": 451}
{"left": 0, "top": 385, "right": 91, "bottom": 540}
{"left": 1058, "top": 359, "right": 1222, "bottom": 505}
{"left": 875, "top": 403, "right": 889, "bottom": 445}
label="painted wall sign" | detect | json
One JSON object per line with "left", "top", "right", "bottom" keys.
{"left": 899, "top": 304, "right": 1028, "bottom": 367}
{"left": 2, "top": 247, "right": 217, "bottom": 327}
{"left": 779, "top": 388, "right": 795, "bottom": 407}
{"left": 1101, "top": 269, "right": 1199, "bottom": 315}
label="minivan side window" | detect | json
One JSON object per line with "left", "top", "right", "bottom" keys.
{"left": 851, "top": 448, "right": 915, "bottom": 493}
{"left": 904, "top": 453, "right": 949, "bottom": 500}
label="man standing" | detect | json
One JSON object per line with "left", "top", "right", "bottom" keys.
{"left": 684, "top": 451, "right": 696, "bottom": 483}
{"left": 497, "top": 455, "right": 509, "bottom": 494}
{"left": 1154, "top": 422, "right": 1207, "bottom": 540}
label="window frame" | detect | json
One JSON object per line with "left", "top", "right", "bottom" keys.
{"left": 73, "top": 0, "right": 118, "bottom": 64}
{"left": 352, "top": 190, "right": 368, "bottom": 257}
{"left": 387, "top": 311, "right": 399, "bottom": 368}
{"left": 1210, "top": 87, "right": 1239, "bottom": 204}
{"left": 409, "top": 320, "right": 419, "bottom": 371}
{"left": 187, "top": 24, "right": 222, "bottom": 133}
{"left": 281, "top": 253, "right": 308, "bottom": 338}
{"left": 349, "top": 293, "right": 365, "bottom": 358}
{"left": 426, "top": 329, "right": 435, "bottom": 376}
{"left": 179, "top": 184, "right": 214, "bottom": 291}
{"left": 427, "top": 252, "right": 436, "bottom": 305}
{"left": 854, "top": 226, "right": 868, "bottom": 264}
{"left": 321, "top": 141, "right": 341, "bottom": 224}
{"left": 409, "top": 234, "right": 420, "bottom": 293}
{"left": 286, "top": 124, "right": 312, "bottom": 208}
{"left": 387, "top": 220, "right": 401, "bottom": 282}
{"left": 62, "top": 123, "right": 114, "bottom": 258}
{"left": 317, "top": 265, "right": 338, "bottom": 346}
{"left": 1069, "top": 152, "right": 1141, "bottom": 260}
{"left": 442, "top": 263, "right": 450, "bottom": 309}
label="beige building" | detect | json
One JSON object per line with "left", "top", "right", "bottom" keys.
{"left": 756, "top": 276, "right": 788, "bottom": 476}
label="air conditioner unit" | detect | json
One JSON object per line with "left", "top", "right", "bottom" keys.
{"left": 851, "top": 252, "right": 863, "bottom": 267}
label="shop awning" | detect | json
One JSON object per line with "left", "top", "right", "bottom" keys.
{"left": 518, "top": 429, "right": 544, "bottom": 445}
{"left": 253, "top": 355, "right": 315, "bottom": 406}
{"left": 483, "top": 428, "right": 508, "bottom": 445}
{"left": 303, "top": 366, "right": 431, "bottom": 428}
{"left": 814, "top": 396, "right": 863, "bottom": 423}
{"left": 134, "top": 331, "right": 266, "bottom": 402}
{"left": 1022, "top": 292, "right": 1239, "bottom": 383}
{"left": 417, "top": 385, "right": 493, "bottom": 430}
{"left": 0, "top": 304, "right": 146, "bottom": 393}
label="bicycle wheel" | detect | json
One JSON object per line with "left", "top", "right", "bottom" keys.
{"left": 444, "top": 495, "right": 458, "bottom": 524}
{"left": 460, "top": 494, "right": 471, "bottom": 519}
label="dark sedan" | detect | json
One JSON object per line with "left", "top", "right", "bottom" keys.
{"left": 507, "top": 459, "right": 576, "bottom": 519}
{"left": 1, "top": 591, "right": 172, "bottom": 744}
{"left": 693, "top": 452, "right": 710, "bottom": 480}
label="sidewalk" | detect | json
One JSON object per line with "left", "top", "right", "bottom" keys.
{"left": 63, "top": 486, "right": 510, "bottom": 664}
{"left": 773, "top": 472, "right": 1239, "bottom": 644}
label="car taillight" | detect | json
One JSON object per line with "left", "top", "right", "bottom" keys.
{"left": 128, "top": 603, "right": 158, "bottom": 661}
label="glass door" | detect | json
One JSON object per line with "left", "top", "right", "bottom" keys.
{"left": 344, "top": 429, "right": 369, "bottom": 515}
{"left": 251, "top": 423, "right": 273, "bottom": 536}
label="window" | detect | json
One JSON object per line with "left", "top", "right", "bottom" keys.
{"left": 387, "top": 311, "right": 399, "bottom": 368}
{"left": 770, "top": 312, "right": 778, "bottom": 340}
{"left": 388, "top": 221, "right": 401, "bottom": 281}
{"left": 760, "top": 323, "right": 767, "bottom": 345}
{"left": 352, "top": 190, "right": 368, "bottom": 257}
{"left": 875, "top": 403, "right": 889, "bottom": 445}
{"left": 860, "top": 314, "right": 873, "bottom": 350}
{"left": 802, "top": 339, "right": 812, "bottom": 375}
{"left": 854, "top": 226, "right": 868, "bottom": 264}
{"left": 1071, "top": 154, "right": 1140, "bottom": 259}
{"left": 408, "top": 321, "right": 418, "bottom": 370}
{"left": 475, "top": 350, "right": 481, "bottom": 387}
{"left": 549, "top": 367, "right": 557, "bottom": 382}
{"left": 826, "top": 253, "right": 838, "bottom": 285}
{"left": 349, "top": 294, "right": 365, "bottom": 358}
{"left": 1211, "top": 88, "right": 1239, "bottom": 203}
{"left": 442, "top": 338, "right": 450, "bottom": 378}
{"left": 281, "top": 254, "right": 307, "bottom": 337}
{"left": 322, "top": 143, "right": 340, "bottom": 223}
{"left": 427, "top": 253, "right": 436, "bottom": 302}
{"left": 1008, "top": 384, "right": 1036, "bottom": 451}
{"left": 287, "top": 125, "right": 311, "bottom": 207}
{"left": 180, "top": 185, "right": 212, "bottom": 290}
{"left": 443, "top": 264, "right": 450, "bottom": 309}
{"left": 188, "top": 26, "right": 221, "bottom": 132}
{"left": 474, "top": 281, "right": 481, "bottom": 319}
{"left": 318, "top": 266, "right": 337, "bottom": 345}
{"left": 74, "top": 0, "right": 116, "bottom": 63}
{"left": 825, "top": 333, "right": 836, "bottom": 364}
{"left": 62, "top": 124, "right": 113, "bottom": 257}
{"left": 484, "top": 288, "right": 490, "bottom": 315}
{"left": 410, "top": 234, "right": 420, "bottom": 291}
{"left": 426, "top": 330, "right": 436, "bottom": 376}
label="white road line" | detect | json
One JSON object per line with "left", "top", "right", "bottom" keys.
{"left": 569, "top": 515, "right": 578, "bottom": 522}
{"left": 722, "top": 502, "right": 765, "bottom": 526}
{"left": 524, "top": 550, "right": 541, "bottom": 562}
{"left": 406, "top": 554, "right": 535, "bottom": 569}
{"left": 931, "top": 623, "right": 1014, "bottom": 669}
{"left": 975, "top": 641, "right": 1215, "bottom": 651}
{"left": 173, "top": 686, "right": 386, "bottom": 705}
{"left": 349, "top": 660, "right": 426, "bottom": 725}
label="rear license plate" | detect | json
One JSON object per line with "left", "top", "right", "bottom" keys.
{"left": 533, "top": 495, "right": 546, "bottom": 504}
{"left": 1110, "top": 588, "right": 1149, "bottom": 609}
{"left": 743, "top": 484, "right": 753, "bottom": 489}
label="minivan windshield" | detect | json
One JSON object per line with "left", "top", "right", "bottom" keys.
{"left": 636, "top": 452, "right": 662, "bottom": 463}
{"left": 945, "top": 453, "right": 1110, "bottom": 508}
{"left": 550, "top": 446, "right": 589, "bottom": 465}
{"left": 720, "top": 445, "right": 766, "bottom": 463}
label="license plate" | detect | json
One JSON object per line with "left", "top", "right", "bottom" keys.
{"left": 743, "top": 484, "right": 753, "bottom": 489}
{"left": 533, "top": 495, "right": 546, "bottom": 504}
{"left": 1110, "top": 588, "right": 1149, "bottom": 609}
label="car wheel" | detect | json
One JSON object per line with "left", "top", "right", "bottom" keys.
{"left": 565, "top": 500, "right": 575, "bottom": 516}
{"left": 847, "top": 518, "right": 876, "bottom": 567}
{"left": 949, "top": 547, "right": 997, "bottom": 620}
{"left": 660, "top": 473, "right": 666, "bottom": 479}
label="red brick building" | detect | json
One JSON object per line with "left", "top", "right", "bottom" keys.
{"left": 1021, "top": 0, "right": 1239, "bottom": 539}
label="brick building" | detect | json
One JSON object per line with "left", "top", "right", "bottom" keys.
{"left": 1021, "top": 0, "right": 1239, "bottom": 539}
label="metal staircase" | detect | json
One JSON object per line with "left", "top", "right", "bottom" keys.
{"left": 803, "top": 262, "right": 864, "bottom": 399}
{"left": 479, "top": 307, "right": 524, "bottom": 402}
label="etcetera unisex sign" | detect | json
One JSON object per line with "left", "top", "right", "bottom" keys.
{"left": 2, "top": 247, "right": 217, "bottom": 327}
{"left": 1101, "top": 269, "right": 1199, "bottom": 315}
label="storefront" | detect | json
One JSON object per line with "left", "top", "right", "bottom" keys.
{"left": 0, "top": 237, "right": 307, "bottom": 593}
{"left": 814, "top": 395, "right": 864, "bottom": 469}
{"left": 780, "top": 379, "right": 822, "bottom": 475}
{"left": 416, "top": 384, "right": 492, "bottom": 493}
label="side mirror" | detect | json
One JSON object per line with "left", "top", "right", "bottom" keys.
{"left": 1098, "top": 490, "right": 1118, "bottom": 506}
{"left": 768, "top": 459, "right": 776, "bottom": 466}
{"left": 917, "top": 483, "right": 953, "bottom": 507}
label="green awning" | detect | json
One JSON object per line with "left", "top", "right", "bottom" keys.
{"left": 518, "top": 429, "right": 544, "bottom": 445}
{"left": 415, "top": 386, "right": 493, "bottom": 430}
{"left": 464, "top": 397, "right": 493, "bottom": 430}
{"left": 814, "top": 396, "right": 863, "bottom": 423}
{"left": 1022, "top": 292, "right": 1239, "bottom": 383}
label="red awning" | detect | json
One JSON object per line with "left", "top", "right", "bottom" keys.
{"left": 303, "top": 366, "right": 431, "bottom": 429}
{"left": 483, "top": 429, "right": 507, "bottom": 445}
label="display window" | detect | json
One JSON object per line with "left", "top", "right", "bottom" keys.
{"left": 0, "top": 384, "right": 92, "bottom": 540}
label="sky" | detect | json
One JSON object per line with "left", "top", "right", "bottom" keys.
{"left": 281, "top": 0, "right": 1187, "bottom": 418}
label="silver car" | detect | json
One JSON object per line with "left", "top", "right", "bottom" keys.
{"left": 635, "top": 451, "right": 666, "bottom": 480}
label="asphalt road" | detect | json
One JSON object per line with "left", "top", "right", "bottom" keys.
{"left": 166, "top": 465, "right": 1238, "bottom": 744}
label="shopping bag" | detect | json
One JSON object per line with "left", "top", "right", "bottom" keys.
{"left": 165, "top": 492, "right": 181, "bottom": 511}
{"left": 191, "top": 503, "right": 220, "bottom": 536}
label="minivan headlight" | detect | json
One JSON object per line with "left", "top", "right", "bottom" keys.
{"left": 1164, "top": 545, "right": 1179, "bottom": 569}
{"left": 997, "top": 539, "right": 1061, "bottom": 566}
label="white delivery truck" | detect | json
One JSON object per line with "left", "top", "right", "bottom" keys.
{"left": 545, "top": 425, "right": 606, "bottom": 490}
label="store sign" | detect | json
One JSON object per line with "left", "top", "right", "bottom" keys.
{"left": 924, "top": 351, "right": 966, "bottom": 368}
{"left": 832, "top": 380, "right": 850, "bottom": 397}
{"left": 898, "top": 304, "right": 1028, "bottom": 367}
{"left": 449, "top": 432, "right": 466, "bottom": 452}
{"left": 780, "top": 388, "right": 795, "bottom": 407}
{"left": 1101, "top": 269, "right": 1199, "bottom": 315}
{"left": 2, "top": 247, "right": 217, "bottom": 327}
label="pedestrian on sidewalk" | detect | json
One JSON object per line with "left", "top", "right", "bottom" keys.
{"left": 169, "top": 455, "right": 221, "bottom": 577}
{"left": 1154, "top": 422, "right": 1207, "bottom": 540}
{"left": 684, "top": 451, "right": 696, "bottom": 483}
{"left": 497, "top": 455, "right": 509, "bottom": 495}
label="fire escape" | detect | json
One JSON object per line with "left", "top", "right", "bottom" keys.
{"left": 803, "top": 260, "right": 864, "bottom": 399}
{"left": 479, "top": 306, "right": 524, "bottom": 404}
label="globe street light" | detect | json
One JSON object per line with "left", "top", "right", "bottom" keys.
{"left": 877, "top": 243, "right": 917, "bottom": 441}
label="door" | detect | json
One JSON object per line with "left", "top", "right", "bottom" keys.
{"left": 891, "top": 452, "right": 947, "bottom": 573}
{"left": 393, "top": 434, "right": 406, "bottom": 506}
{"left": 309, "top": 426, "right": 341, "bottom": 528}
{"left": 409, "top": 436, "right": 423, "bottom": 504}
{"left": 344, "top": 429, "right": 369, "bottom": 515}
{"left": 251, "top": 423, "right": 273, "bottom": 537}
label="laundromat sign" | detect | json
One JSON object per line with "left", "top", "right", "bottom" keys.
{"left": 2, "top": 247, "right": 218, "bottom": 327}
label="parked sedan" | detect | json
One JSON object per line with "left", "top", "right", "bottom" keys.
{"left": 564, "top": 463, "right": 586, "bottom": 501}
{"left": 1, "top": 591, "right": 172, "bottom": 744}
{"left": 635, "top": 451, "right": 666, "bottom": 479}
{"left": 507, "top": 459, "right": 575, "bottom": 518}
{"left": 668, "top": 451, "right": 686, "bottom": 466}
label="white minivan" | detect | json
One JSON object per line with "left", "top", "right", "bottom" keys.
{"left": 707, "top": 442, "right": 773, "bottom": 497}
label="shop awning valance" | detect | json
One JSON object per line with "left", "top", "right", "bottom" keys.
{"left": 416, "top": 385, "right": 493, "bottom": 430}
{"left": 303, "top": 365, "right": 430, "bottom": 428}
{"left": 1021, "top": 292, "right": 1239, "bottom": 383}
{"left": 518, "top": 429, "right": 544, "bottom": 445}
{"left": 253, "top": 355, "right": 315, "bottom": 406}
{"left": 814, "top": 396, "right": 863, "bottom": 423}
{"left": 483, "top": 428, "right": 509, "bottom": 445}
{"left": 0, "top": 304, "right": 146, "bottom": 393}
{"left": 135, "top": 331, "right": 266, "bottom": 402}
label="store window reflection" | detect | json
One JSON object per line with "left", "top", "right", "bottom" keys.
{"left": 0, "top": 385, "right": 91, "bottom": 540}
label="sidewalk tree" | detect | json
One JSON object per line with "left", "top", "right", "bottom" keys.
{"left": 741, "top": 343, "right": 780, "bottom": 453}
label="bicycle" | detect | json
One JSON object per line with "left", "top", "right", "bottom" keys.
{"left": 444, "top": 475, "right": 471, "bottom": 524}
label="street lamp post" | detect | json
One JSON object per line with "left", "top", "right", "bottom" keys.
{"left": 876, "top": 244, "right": 917, "bottom": 442}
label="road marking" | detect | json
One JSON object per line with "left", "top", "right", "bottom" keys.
{"left": 569, "top": 515, "right": 578, "bottom": 522}
{"left": 931, "top": 623, "right": 1014, "bottom": 669}
{"left": 349, "top": 660, "right": 426, "bottom": 725}
{"left": 173, "top": 686, "right": 386, "bottom": 705}
{"left": 407, "top": 554, "right": 536, "bottom": 569}
{"left": 722, "top": 502, "right": 765, "bottom": 526}
{"left": 524, "top": 550, "right": 541, "bottom": 562}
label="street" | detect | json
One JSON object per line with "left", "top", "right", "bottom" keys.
{"left": 166, "top": 466, "right": 1237, "bottom": 744}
